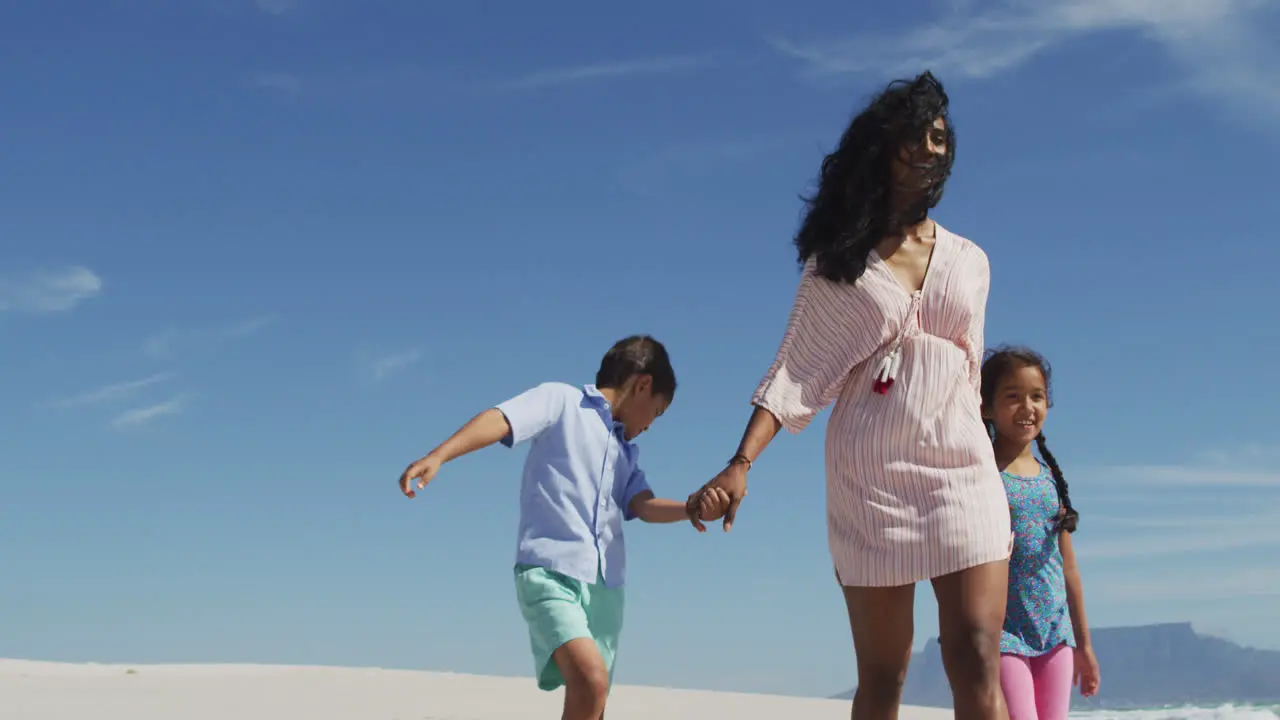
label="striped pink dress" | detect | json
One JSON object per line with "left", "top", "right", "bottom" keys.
{"left": 753, "top": 223, "right": 1011, "bottom": 587}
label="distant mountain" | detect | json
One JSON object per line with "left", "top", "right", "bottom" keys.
{"left": 832, "top": 622, "right": 1280, "bottom": 710}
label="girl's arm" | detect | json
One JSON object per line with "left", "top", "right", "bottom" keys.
{"left": 1061, "top": 531, "right": 1102, "bottom": 696}
{"left": 1059, "top": 531, "right": 1092, "bottom": 649}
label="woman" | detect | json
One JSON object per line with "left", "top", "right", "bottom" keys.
{"left": 689, "top": 72, "right": 1011, "bottom": 720}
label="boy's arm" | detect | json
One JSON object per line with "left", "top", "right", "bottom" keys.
{"left": 1059, "top": 531, "right": 1092, "bottom": 649}
{"left": 424, "top": 408, "right": 512, "bottom": 464}
{"left": 435, "top": 381, "right": 566, "bottom": 461}
{"left": 400, "top": 383, "right": 565, "bottom": 497}
{"left": 627, "top": 490, "right": 694, "bottom": 524}
{"left": 622, "top": 467, "right": 698, "bottom": 524}
{"left": 400, "top": 409, "right": 511, "bottom": 497}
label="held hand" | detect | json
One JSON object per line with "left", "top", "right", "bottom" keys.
{"left": 399, "top": 454, "right": 442, "bottom": 499}
{"left": 1073, "top": 646, "right": 1100, "bottom": 697}
{"left": 688, "top": 487, "right": 733, "bottom": 531}
{"left": 686, "top": 462, "right": 748, "bottom": 532}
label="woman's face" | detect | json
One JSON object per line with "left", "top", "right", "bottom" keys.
{"left": 891, "top": 116, "right": 949, "bottom": 193}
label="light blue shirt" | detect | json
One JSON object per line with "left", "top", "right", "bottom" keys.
{"left": 496, "top": 382, "right": 652, "bottom": 589}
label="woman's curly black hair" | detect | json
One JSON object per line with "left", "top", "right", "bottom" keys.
{"left": 980, "top": 346, "right": 1080, "bottom": 534}
{"left": 794, "top": 71, "right": 956, "bottom": 284}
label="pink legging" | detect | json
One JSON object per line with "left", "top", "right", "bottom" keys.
{"left": 1000, "top": 644, "right": 1073, "bottom": 720}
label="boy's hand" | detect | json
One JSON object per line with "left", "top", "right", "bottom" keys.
{"left": 399, "top": 454, "right": 442, "bottom": 498}
{"left": 687, "top": 463, "right": 748, "bottom": 532}
{"left": 690, "top": 487, "right": 732, "bottom": 525}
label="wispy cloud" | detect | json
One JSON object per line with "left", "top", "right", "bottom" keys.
{"left": 142, "top": 314, "right": 277, "bottom": 360}
{"left": 251, "top": 54, "right": 706, "bottom": 102}
{"left": 50, "top": 373, "right": 174, "bottom": 409}
{"left": 0, "top": 266, "right": 102, "bottom": 313}
{"left": 1096, "top": 566, "right": 1280, "bottom": 603}
{"left": 223, "top": 314, "right": 277, "bottom": 338}
{"left": 1082, "top": 464, "right": 1280, "bottom": 488}
{"left": 368, "top": 348, "right": 424, "bottom": 382}
{"left": 496, "top": 55, "right": 709, "bottom": 93}
{"left": 769, "top": 0, "right": 1280, "bottom": 124}
{"left": 254, "top": 72, "right": 302, "bottom": 97}
{"left": 615, "top": 133, "right": 808, "bottom": 195}
{"left": 110, "top": 395, "right": 186, "bottom": 429}
{"left": 1062, "top": 456, "right": 1280, "bottom": 562}
{"left": 254, "top": 0, "right": 297, "bottom": 16}
{"left": 1076, "top": 515, "right": 1280, "bottom": 559}
{"left": 1199, "top": 441, "right": 1280, "bottom": 469}
{"left": 248, "top": 65, "right": 463, "bottom": 101}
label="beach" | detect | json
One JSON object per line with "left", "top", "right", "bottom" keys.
{"left": 5, "top": 659, "right": 1277, "bottom": 720}
{"left": 0, "top": 658, "right": 953, "bottom": 720}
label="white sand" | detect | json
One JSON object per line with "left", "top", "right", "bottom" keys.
{"left": 0, "top": 658, "right": 951, "bottom": 719}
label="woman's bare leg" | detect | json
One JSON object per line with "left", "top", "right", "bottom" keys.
{"left": 842, "top": 583, "right": 917, "bottom": 720}
{"left": 930, "top": 560, "right": 1010, "bottom": 720}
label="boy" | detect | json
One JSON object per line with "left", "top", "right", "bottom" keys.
{"left": 398, "top": 335, "right": 726, "bottom": 720}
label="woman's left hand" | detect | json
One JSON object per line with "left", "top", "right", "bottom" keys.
{"left": 1073, "top": 645, "right": 1101, "bottom": 697}
{"left": 686, "top": 462, "right": 749, "bottom": 532}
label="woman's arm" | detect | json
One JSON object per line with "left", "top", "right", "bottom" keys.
{"left": 963, "top": 245, "right": 991, "bottom": 396}
{"left": 752, "top": 265, "right": 880, "bottom": 434}
{"left": 685, "top": 406, "right": 782, "bottom": 532}
{"left": 735, "top": 405, "right": 784, "bottom": 465}
{"left": 692, "top": 265, "right": 875, "bottom": 531}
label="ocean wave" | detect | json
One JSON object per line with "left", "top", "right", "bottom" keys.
{"left": 1073, "top": 704, "right": 1280, "bottom": 720}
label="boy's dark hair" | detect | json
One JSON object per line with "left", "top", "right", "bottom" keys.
{"left": 980, "top": 345, "right": 1079, "bottom": 534}
{"left": 596, "top": 335, "right": 677, "bottom": 400}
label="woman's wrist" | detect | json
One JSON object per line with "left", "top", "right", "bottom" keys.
{"left": 728, "top": 453, "right": 752, "bottom": 470}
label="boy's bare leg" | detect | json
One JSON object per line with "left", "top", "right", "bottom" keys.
{"left": 552, "top": 638, "right": 611, "bottom": 720}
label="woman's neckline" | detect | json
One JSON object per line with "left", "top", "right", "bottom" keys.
{"left": 869, "top": 221, "right": 946, "bottom": 297}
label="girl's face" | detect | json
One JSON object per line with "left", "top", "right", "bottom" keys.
{"left": 986, "top": 364, "right": 1049, "bottom": 447}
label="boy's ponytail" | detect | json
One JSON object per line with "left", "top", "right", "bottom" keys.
{"left": 1035, "top": 432, "right": 1078, "bottom": 533}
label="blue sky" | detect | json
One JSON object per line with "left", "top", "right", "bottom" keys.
{"left": 3, "top": 0, "right": 1279, "bottom": 699}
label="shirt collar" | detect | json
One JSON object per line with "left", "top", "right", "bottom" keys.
{"left": 583, "top": 384, "right": 608, "bottom": 407}
{"left": 583, "top": 384, "right": 626, "bottom": 434}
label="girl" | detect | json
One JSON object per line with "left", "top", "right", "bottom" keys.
{"left": 980, "top": 347, "right": 1102, "bottom": 720}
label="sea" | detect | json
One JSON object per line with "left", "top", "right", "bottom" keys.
{"left": 1072, "top": 705, "right": 1280, "bottom": 720}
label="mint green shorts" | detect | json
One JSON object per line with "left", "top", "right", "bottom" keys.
{"left": 513, "top": 564, "right": 625, "bottom": 692}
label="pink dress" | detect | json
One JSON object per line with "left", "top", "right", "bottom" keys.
{"left": 753, "top": 223, "right": 1011, "bottom": 587}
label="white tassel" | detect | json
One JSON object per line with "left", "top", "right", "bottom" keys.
{"left": 874, "top": 349, "right": 899, "bottom": 394}
{"left": 876, "top": 352, "right": 893, "bottom": 381}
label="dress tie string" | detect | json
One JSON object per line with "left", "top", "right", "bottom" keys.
{"left": 873, "top": 290, "right": 922, "bottom": 395}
